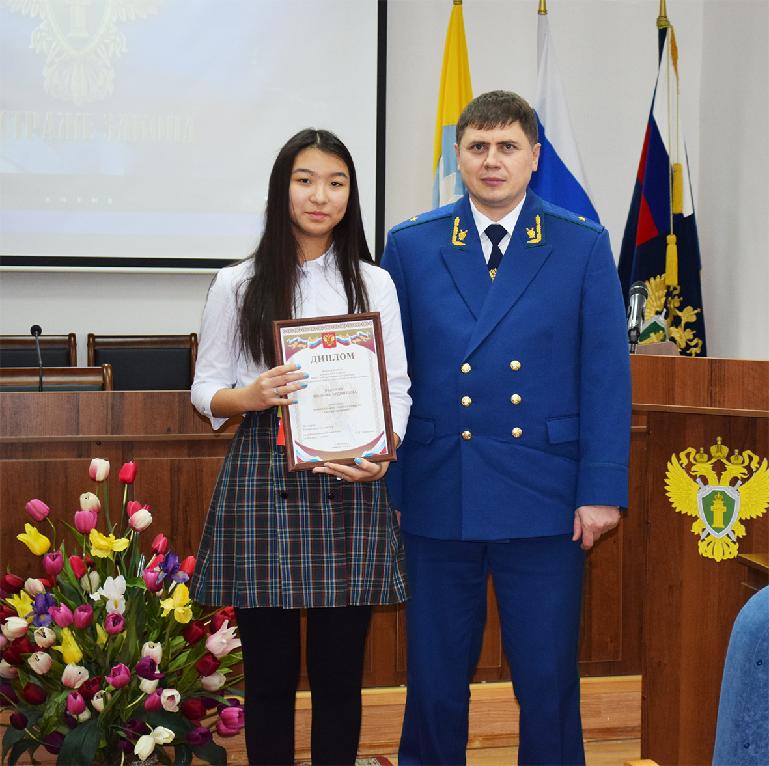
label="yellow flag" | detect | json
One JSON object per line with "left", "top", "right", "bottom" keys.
{"left": 432, "top": 0, "right": 473, "bottom": 207}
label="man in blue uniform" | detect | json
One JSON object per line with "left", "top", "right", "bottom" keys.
{"left": 381, "top": 91, "right": 631, "bottom": 765}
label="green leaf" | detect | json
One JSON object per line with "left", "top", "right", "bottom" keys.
{"left": 56, "top": 718, "right": 101, "bottom": 766}
{"left": 37, "top": 689, "right": 68, "bottom": 737}
{"left": 191, "top": 740, "right": 227, "bottom": 766}
{"left": 173, "top": 743, "right": 193, "bottom": 766}
{"left": 142, "top": 709, "right": 192, "bottom": 738}
{"left": 2, "top": 725, "right": 27, "bottom": 762}
{"left": 7, "top": 737, "right": 37, "bottom": 766}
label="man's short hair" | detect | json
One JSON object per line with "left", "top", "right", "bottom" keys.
{"left": 456, "top": 90, "right": 539, "bottom": 147}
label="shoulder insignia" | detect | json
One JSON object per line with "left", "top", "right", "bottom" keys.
{"left": 451, "top": 217, "right": 468, "bottom": 246}
{"left": 665, "top": 438, "right": 769, "bottom": 562}
{"left": 390, "top": 206, "right": 452, "bottom": 234}
{"left": 525, "top": 215, "right": 542, "bottom": 245}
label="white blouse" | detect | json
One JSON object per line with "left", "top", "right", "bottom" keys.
{"left": 191, "top": 251, "right": 412, "bottom": 437}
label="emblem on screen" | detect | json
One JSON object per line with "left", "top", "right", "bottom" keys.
{"left": 7, "top": 0, "right": 160, "bottom": 105}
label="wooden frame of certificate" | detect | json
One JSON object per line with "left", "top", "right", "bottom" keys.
{"left": 272, "top": 312, "right": 397, "bottom": 471}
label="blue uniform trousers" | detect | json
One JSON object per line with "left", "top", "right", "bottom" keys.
{"left": 399, "top": 533, "right": 586, "bottom": 766}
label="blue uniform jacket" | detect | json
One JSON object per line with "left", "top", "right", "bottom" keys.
{"left": 381, "top": 191, "right": 631, "bottom": 541}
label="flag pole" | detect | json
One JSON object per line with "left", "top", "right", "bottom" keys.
{"left": 657, "top": 0, "right": 670, "bottom": 29}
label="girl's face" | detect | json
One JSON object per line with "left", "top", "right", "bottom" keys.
{"left": 288, "top": 147, "right": 350, "bottom": 252}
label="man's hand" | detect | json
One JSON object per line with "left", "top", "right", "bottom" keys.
{"left": 572, "top": 505, "right": 620, "bottom": 550}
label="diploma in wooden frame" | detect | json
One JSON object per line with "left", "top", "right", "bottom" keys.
{"left": 273, "top": 313, "right": 397, "bottom": 471}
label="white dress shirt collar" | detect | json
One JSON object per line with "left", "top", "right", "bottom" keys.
{"left": 469, "top": 195, "right": 526, "bottom": 264}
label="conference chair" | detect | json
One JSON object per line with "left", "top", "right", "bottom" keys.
{"left": 0, "top": 365, "right": 113, "bottom": 392}
{"left": 86, "top": 334, "right": 198, "bottom": 390}
{"left": 0, "top": 333, "right": 77, "bottom": 368}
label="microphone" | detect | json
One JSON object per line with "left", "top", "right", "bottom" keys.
{"left": 30, "top": 324, "right": 43, "bottom": 392}
{"left": 627, "top": 281, "right": 648, "bottom": 353}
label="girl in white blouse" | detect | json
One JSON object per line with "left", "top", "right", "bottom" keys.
{"left": 190, "top": 129, "right": 410, "bottom": 765}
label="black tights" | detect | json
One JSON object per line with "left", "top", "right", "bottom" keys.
{"left": 235, "top": 605, "right": 372, "bottom": 766}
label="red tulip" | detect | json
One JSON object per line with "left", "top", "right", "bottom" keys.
{"left": 43, "top": 732, "right": 64, "bottom": 754}
{"left": 79, "top": 675, "right": 101, "bottom": 701}
{"left": 187, "top": 726, "right": 212, "bottom": 747}
{"left": 195, "top": 653, "right": 220, "bottom": 677}
{"left": 179, "top": 556, "right": 196, "bottom": 578}
{"left": 20, "top": 682, "right": 47, "bottom": 705}
{"left": 43, "top": 551, "right": 64, "bottom": 578}
{"left": 118, "top": 461, "right": 137, "bottom": 484}
{"left": 69, "top": 555, "right": 87, "bottom": 579}
{"left": 182, "top": 620, "right": 206, "bottom": 645}
{"left": 181, "top": 697, "right": 207, "bottom": 721}
{"left": 210, "top": 607, "right": 236, "bottom": 633}
{"left": 0, "top": 574, "right": 24, "bottom": 595}
{"left": 151, "top": 534, "right": 169, "bottom": 555}
{"left": 24, "top": 499, "right": 50, "bottom": 522}
{"left": 9, "top": 711, "right": 27, "bottom": 729}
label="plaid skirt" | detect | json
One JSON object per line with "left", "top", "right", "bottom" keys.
{"left": 190, "top": 409, "right": 408, "bottom": 609}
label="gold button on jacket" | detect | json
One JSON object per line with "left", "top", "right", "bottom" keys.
{"left": 510, "top": 394, "right": 522, "bottom": 405}
{"left": 510, "top": 360, "right": 521, "bottom": 371}
{"left": 461, "top": 362, "right": 472, "bottom": 373}
{"left": 461, "top": 430, "right": 472, "bottom": 440}
{"left": 461, "top": 396, "right": 472, "bottom": 407}
{"left": 512, "top": 427, "right": 523, "bottom": 438}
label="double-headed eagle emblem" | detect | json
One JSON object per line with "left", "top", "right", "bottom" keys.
{"left": 665, "top": 437, "right": 769, "bottom": 561}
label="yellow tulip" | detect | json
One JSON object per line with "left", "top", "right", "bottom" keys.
{"left": 89, "top": 529, "right": 130, "bottom": 558}
{"left": 95, "top": 623, "right": 108, "bottom": 647}
{"left": 7, "top": 590, "right": 34, "bottom": 621}
{"left": 16, "top": 523, "right": 51, "bottom": 555}
{"left": 53, "top": 627, "right": 83, "bottom": 665}
{"left": 159, "top": 583, "right": 192, "bottom": 624}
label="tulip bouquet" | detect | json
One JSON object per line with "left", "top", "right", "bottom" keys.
{"left": 1, "top": 459, "right": 244, "bottom": 765}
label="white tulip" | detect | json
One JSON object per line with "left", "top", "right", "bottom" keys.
{"left": 77, "top": 708, "right": 92, "bottom": 722}
{"left": 160, "top": 688, "right": 180, "bottom": 712}
{"left": 33, "top": 626, "right": 56, "bottom": 649}
{"left": 91, "top": 690, "right": 111, "bottom": 712}
{"left": 139, "top": 678, "right": 158, "bottom": 694}
{"left": 1, "top": 616, "right": 29, "bottom": 640}
{"left": 141, "top": 641, "right": 163, "bottom": 664}
{"left": 28, "top": 651, "right": 52, "bottom": 674}
{"left": 134, "top": 734, "right": 155, "bottom": 762}
{"left": 24, "top": 578, "right": 45, "bottom": 596}
{"left": 200, "top": 671, "right": 226, "bottom": 691}
{"left": 0, "top": 659, "right": 18, "bottom": 679}
{"left": 129, "top": 508, "right": 153, "bottom": 532}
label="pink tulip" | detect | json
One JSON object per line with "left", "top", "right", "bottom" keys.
{"left": 66, "top": 691, "right": 86, "bottom": 716}
{"left": 74, "top": 510, "right": 98, "bottom": 534}
{"left": 105, "top": 663, "right": 131, "bottom": 689}
{"left": 72, "top": 604, "right": 93, "bottom": 629}
{"left": 143, "top": 691, "right": 162, "bottom": 711}
{"left": 216, "top": 704, "right": 244, "bottom": 736}
{"left": 49, "top": 604, "right": 73, "bottom": 628}
{"left": 79, "top": 492, "right": 101, "bottom": 512}
{"left": 104, "top": 613, "right": 125, "bottom": 635}
{"left": 142, "top": 570, "right": 163, "bottom": 593}
{"left": 43, "top": 551, "right": 64, "bottom": 578}
{"left": 24, "top": 499, "right": 50, "bottom": 522}
{"left": 88, "top": 459, "right": 109, "bottom": 482}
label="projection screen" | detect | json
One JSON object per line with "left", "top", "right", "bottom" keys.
{"left": 0, "top": 0, "right": 382, "bottom": 270}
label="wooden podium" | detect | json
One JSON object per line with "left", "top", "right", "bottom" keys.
{"left": 1, "top": 356, "right": 767, "bottom": 760}
{"left": 630, "top": 355, "right": 769, "bottom": 765}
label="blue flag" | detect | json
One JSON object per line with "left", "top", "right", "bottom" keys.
{"left": 618, "top": 25, "right": 706, "bottom": 357}
{"left": 530, "top": 9, "right": 598, "bottom": 222}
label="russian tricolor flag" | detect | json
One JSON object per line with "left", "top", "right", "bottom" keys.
{"left": 618, "top": 25, "right": 706, "bottom": 356}
{"left": 530, "top": 9, "right": 599, "bottom": 223}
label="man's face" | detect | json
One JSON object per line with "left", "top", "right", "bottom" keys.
{"left": 455, "top": 121, "right": 540, "bottom": 220}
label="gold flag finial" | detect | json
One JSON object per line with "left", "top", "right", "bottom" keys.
{"left": 538, "top": 0, "right": 548, "bottom": 15}
{"left": 657, "top": 0, "right": 670, "bottom": 29}
{"left": 453, "top": 0, "right": 462, "bottom": 6}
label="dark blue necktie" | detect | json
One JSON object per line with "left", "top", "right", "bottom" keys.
{"left": 485, "top": 223, "right": 507, "bottom": 281}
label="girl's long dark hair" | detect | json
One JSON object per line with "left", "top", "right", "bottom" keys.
{"left": 238, "top": 129, "right": 373, "bottom": 367}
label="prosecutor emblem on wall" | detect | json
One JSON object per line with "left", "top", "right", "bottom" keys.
{"left": 665, "top": 438, "right": 769, "bottom": 562}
